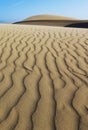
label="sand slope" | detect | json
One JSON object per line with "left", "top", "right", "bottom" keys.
{"left": 23, "top": 14, "right": 78, "bottom": 21}
{"left": 14, "top": 14, "right": 79, "bottom": 27}
{"left": 0, "top": 24, "right": 88, "bottom": 130}
{"left": 14, "top": 14, "right": 88, "bottom": 28}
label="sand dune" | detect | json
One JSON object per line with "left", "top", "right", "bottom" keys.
{"left": 0, "top": 24, "right": 88, "bottom": 130}
{"left": 23, "top": 14, "right": 78, "bottom": 21}
{"left": 14, "top": 14, "right": 79, "bottom": 27}
{"left": 14, "top": 14, "right": 88, "bottom": 28}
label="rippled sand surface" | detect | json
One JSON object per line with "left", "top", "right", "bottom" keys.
{"left": 0, "top": 24, "right": 88, "bottom": 130}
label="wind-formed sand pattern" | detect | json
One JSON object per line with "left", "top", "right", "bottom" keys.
{"left": 0, "top": 24, "right": 88, "bottom": 130}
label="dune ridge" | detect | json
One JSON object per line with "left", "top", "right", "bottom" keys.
{"left": 0, "top": 24, "right": 88, "bottom": 130}
{"left": 14, "top": 14, "right": 88, "bottom": 28}
{"left": 23, "top": 14, "right": 78, "bottom": 21}
{"left": 14, "top": 14, "right": 78, "bottom": 27}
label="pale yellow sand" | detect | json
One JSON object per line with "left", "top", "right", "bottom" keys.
{"left": 23, "top": 14, "right": 78, "bottom": 21}
{"left": 0, "top": 24, "right": 88, "bottom": 130}
{"left": 17, "top": 14, "right": 79, "bottom": 27}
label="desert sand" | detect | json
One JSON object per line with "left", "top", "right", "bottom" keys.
{"left": 15, "top": 14, "right": 79, "bottom": 27}
{"left": 23, "top": 14, "right": 78, "bottom": 21}
{"left": 0, "top": 24, "right": 88, "bottom": 130}
{"left": 15, "top": 14, "right": 88, "bottom": 28}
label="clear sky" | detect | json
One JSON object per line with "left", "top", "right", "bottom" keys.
{"left": 0, "top": 0, "right": 88, "bottom": 23}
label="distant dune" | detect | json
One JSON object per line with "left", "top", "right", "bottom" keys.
{"left": 14, "top": 14, "right": 88, "bottom": 28}
{"left": 14, "top": 14, "right": 78, "bottom": 26}
{"left": 23, "top": 14, "right": 78, "bottom": 21}
{"left": 0, "top": 24, "right": 88, "bottom": 130}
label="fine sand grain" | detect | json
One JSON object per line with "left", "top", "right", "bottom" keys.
{"left": 0, "top": 24, "right": 88, "bottom": 130}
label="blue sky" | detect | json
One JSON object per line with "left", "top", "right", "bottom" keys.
{"left": 0, "top": 0, "right": 88, "bottom": 22}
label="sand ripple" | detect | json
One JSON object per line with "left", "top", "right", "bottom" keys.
{"left": 0, "top": 24, "right": 88, "bottom": 130}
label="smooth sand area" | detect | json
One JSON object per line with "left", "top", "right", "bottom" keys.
{"left": 15, "top": 15, "right": 88, "bottom": 28}
{"left": 23, "top": 14, "right": 78, "bottom": 21}
{"left": 0, "top": 24, "right": 88, "bottom": 130}
{"left": 15, "top": 14, "right": 79, "bottom": 27}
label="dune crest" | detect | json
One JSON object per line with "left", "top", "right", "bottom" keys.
{"left": 15, "top": 14, "right": 88, "bottom": 28}
{"left": 23, "top": 14, "right": 78, "bottom": 21}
